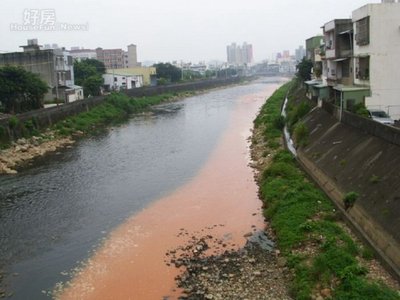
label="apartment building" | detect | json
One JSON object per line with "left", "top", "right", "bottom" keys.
{"left": 226, "top": 42, "right": 253, "bottom": 66}
{"left": 0, "top": 39, "right": 83, "bottom": 103}
{"left": 305, "top": 1, "right": 400, "bottom": 118}
{"left": 96, "top": 44, "right": 139, "bottom": 70}
{"left": 353, "top": 1, "right": 400, "bottom": 119}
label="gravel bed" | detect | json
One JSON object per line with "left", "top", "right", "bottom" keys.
{"left": 165, "top": 228, "right": 292, "bottom": 300}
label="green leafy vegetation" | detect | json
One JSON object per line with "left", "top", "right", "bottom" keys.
{"left": 0, "top": 65, "right": 48, "bottom": 113}
{"left": 53, "top": 92, "right": 179, "bottom": 135}
{"left": 153, "top": 62, "right": 182, "bottom": 83}
{"left": 296, "top": 57, "right": 313, "bottom": 82}
{"left": 286, "top": 98, "right": 312, "bottom": 133}
{"left": 74, "top": 59, "right": 105, "bottom": 97}
{"left": 343, "top": 192, "right": 359, "bottom": 210}
{"left": 254, "top": 81, "right": 400, "bottom": 300}
{"left": 351, "top": 102, "right": 369, "bottom": 118}
{"left": 8, "top": 116, "right": 19, "bottom": 128}
{"left": 293, "top": 122, "right": 309, "bottom": 147}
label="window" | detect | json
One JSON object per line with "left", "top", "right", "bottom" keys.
{"left": 356, "top": 17, "right": 370, "bottom": 46}
{"left": 356, "top": 56, "right": 369, "bottom": 80}
{"left": 342, "top": 61, "right": 350, "bottom": 77}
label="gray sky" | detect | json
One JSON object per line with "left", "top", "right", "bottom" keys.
{"left": 0, "top": 0, "right": 380, "bottom": 63}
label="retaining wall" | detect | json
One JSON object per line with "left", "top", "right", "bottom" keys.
{"left": 296, "top": 106, "right": 400, "bottom": 279}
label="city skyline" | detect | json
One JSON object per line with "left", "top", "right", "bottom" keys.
{"left": 0, "top": 0, "right": 381, "bottom": 63}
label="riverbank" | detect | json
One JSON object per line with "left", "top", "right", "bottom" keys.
{"left": 0, "top": 91, "right": 200, "bottom": 174}
{"left": 0, "top": 133, "right": 75, "bottom": 174}
{"left": 251, "top": 81, "right": 400, "bottom": 299}
{"left": 0, "top": 78, "right": 256, "bottom": 175}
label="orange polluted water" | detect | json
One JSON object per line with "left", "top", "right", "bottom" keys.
{"left": 59, "top": 83, "right": 280, "bottom": 300}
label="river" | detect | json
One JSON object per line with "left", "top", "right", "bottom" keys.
{"left": 0, "top": 78, "right": 285, "bottom": 299}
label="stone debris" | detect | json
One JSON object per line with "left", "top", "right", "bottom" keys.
{"left": 165, "top": 228, "right": 292, "bottom": 300}
{"left": 0, "top": 133, "right": 75, "bottom": 174}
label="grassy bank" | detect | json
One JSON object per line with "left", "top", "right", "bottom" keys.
{"left": 53, "top": 92, "right": 190, "bottom": 136}
{"left": 253, "top": 81, "right": 399, "bottom": 299}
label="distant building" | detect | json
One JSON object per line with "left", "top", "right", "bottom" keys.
{"left": 105, "top": 67, "right": 157, "bottom": 86}
{"left": 282, "top": 50, "right": 290, "bottom": 59}
{"left": 69, "top": 48, "right": 97, "bottom": 61}
{"left": 0, "top": 39, "right": 83, "bottom": 103}
{"left": 295, "top": 45, "right": 306, "bottom": 62}
{"left": 96, "top": 44, "right": 140, "bottom": 70}
{"left": 226, "top": 42, "right": 253, "bottom": 66}
{"left": 96, "top": 47, "right": 125, "bottom": 69}
{"left": 124, "top": 44, "right": 140, "bottom": 68}
{"left": 103, "top": 73, "right": 143, "bottom": 91}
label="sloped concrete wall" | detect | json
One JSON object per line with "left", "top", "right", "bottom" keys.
{"left": 297, "top": 107, "right": 400, "bottom": 278}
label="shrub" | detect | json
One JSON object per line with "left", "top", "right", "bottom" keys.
{"left": 293, "top": 122, "right": 308, "bottom": 147}
{"left": 343, "top": 192, "right": 359, "bottom": 210}
{"left": 8, "top": 116, "right": 19, "bottom": 128}
{"left": 352, "top": 103, "right": 369, "bottom": 118}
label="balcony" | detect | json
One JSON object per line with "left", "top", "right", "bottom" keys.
{"left": 326, "top": 49, "right": 336, "bottom": 59}
{"left": 339, "top": 49, "right": 352, "bottom": 58}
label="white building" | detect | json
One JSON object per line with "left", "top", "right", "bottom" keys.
{"left": 352, "top": 1, "right": 400, "bottom": 119}
{"left": 69, "top": 48, "right": 97, "bottom": 61}
{"left": 103, "top": 73, "right": 143, "bottom": 91}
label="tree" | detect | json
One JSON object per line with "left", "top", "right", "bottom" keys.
{"left": 83, "top": 75, "right": 104, "bottom": 97}
{"left": 153, "top": 63, "right": 182, "bottom": 83}
{"left": 296, "top": 58, "right": 313, "bottom": 82}
{"left": 74, "top": 59, "right": 105, "bottom": 97}
{"left": 0, "top": 65, "right": 48, "bottom": 113}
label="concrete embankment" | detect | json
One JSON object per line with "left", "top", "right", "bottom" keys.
{"left": 296, "top": 105, "right": 400, "bottom": 278}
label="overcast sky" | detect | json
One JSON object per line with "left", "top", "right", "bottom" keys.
{"left": 0, "top": 0, "right": 381, "bottom": 63}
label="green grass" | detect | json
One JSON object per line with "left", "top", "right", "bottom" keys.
{"left": 254, "top": 81, "right": 400, "bottom": 300}
{"left": 53, "top": 92, "right": 180, "bottom": 136}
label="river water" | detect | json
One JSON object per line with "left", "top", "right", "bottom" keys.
{"left": 0, "top": 78, "right": 285, "bottom": 299}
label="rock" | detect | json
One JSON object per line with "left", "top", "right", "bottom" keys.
{"left": 205, "top": 294, "right": 213, "bottom": 299}
{"left": 17, "top": 138, "right": 27, "bottom": 145}
{"left": 20, "top": 145, "right": 28, "bottom": 152}
{"left": 243, "top": 232, "right": 253, "bottom": 238}
{"left": 320, "top": 288, "right": 331, "bottom": 298}
{"left": 277, "top": 257, "right": 287, "bottom": 267}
